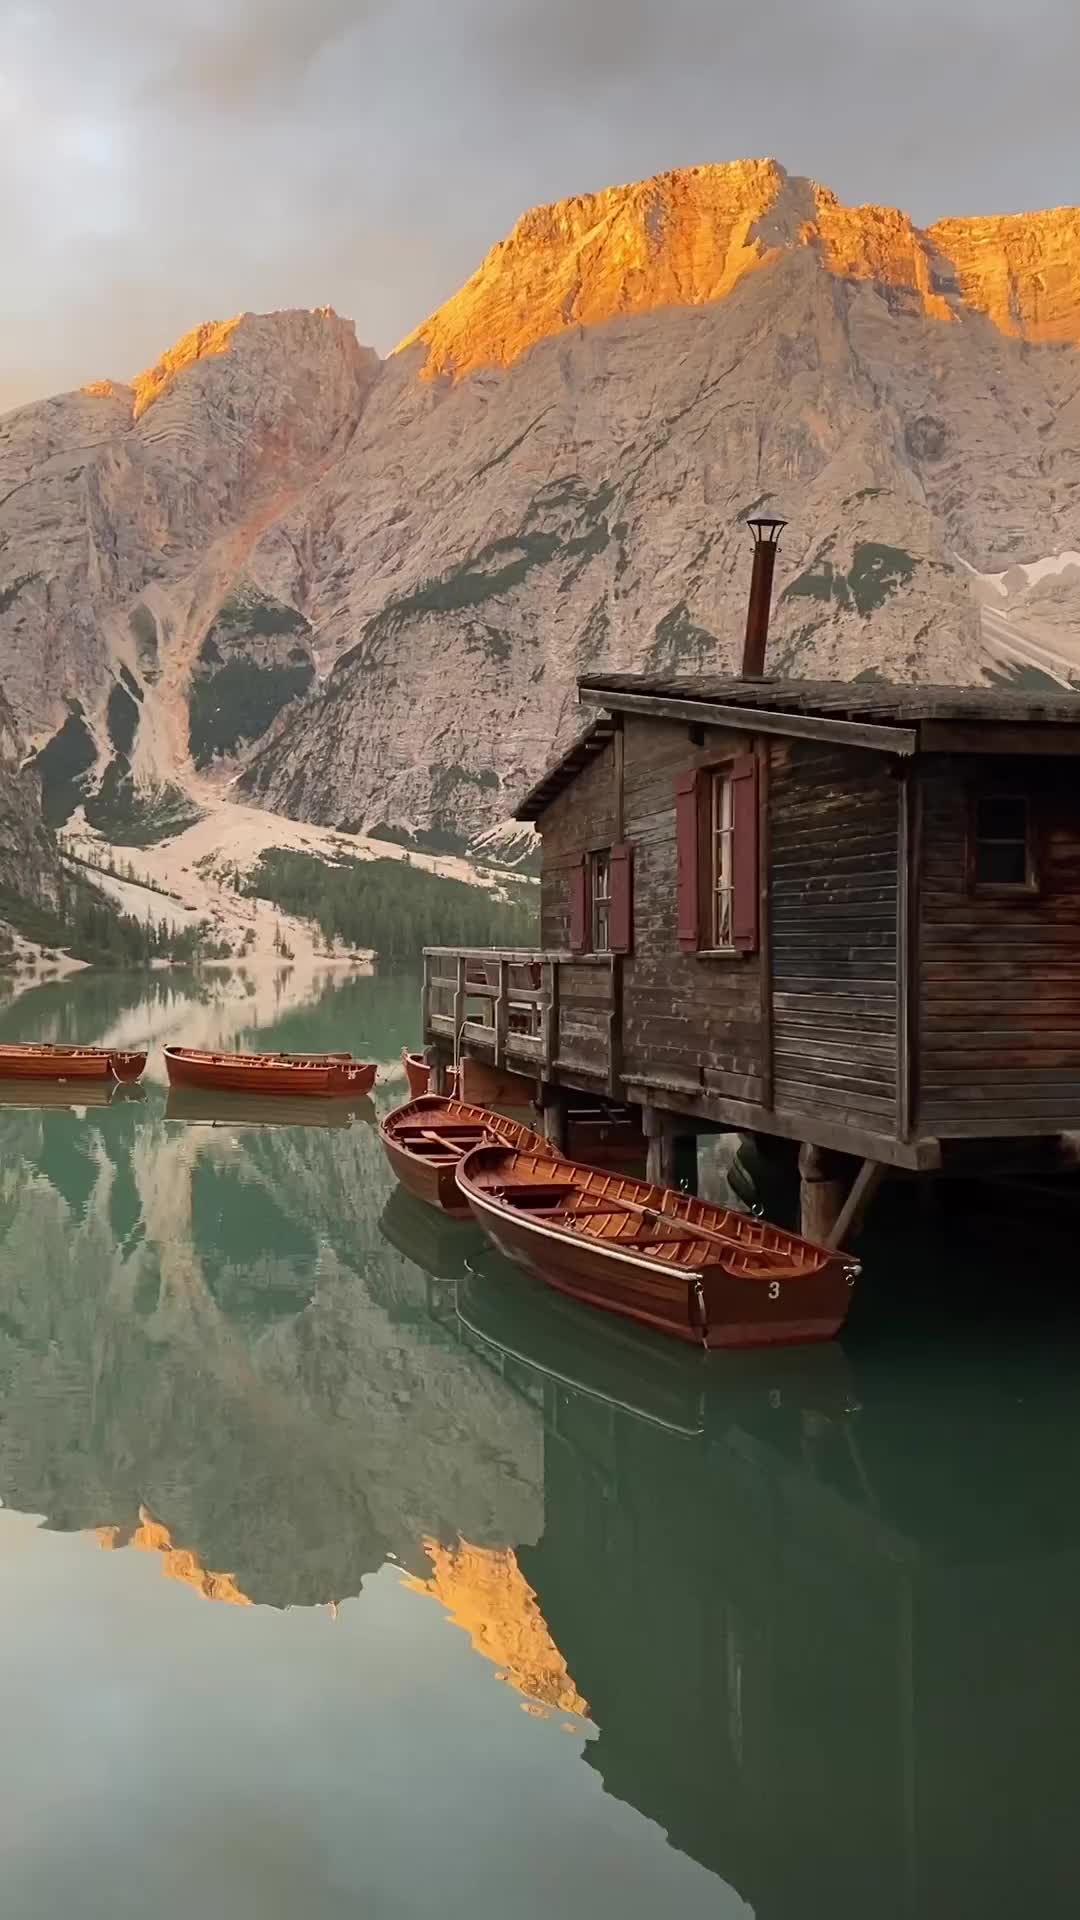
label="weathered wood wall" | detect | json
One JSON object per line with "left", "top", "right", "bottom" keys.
{"left": 539, "top": 739, "right": 615, "bottom": 951}
{"left": 532, "top": 716, "right": 1080, "bottom": 1152}
{"left": 918, "top": 757, "right": 1080, "bottom": 1136}
{"left": 770, "top": 742, "right": 900, "bottom": 1133}
{"left": 620, "top": 715, "right": 767, "bottom": 1104}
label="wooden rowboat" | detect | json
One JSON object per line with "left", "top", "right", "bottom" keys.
{"left": 402, "top": 1051, "right": 457, "bottom": 1099}
{"left": 402, "top": 1051, "right": 431, "bottom": 1098}
{"left": 459, "top": 1243, "right": 856, "bottom": 1422}
{"left": 0, "top": 1042, "right": 147, "bottom": 1083}
{"left": 455, "top": 1145, "right": 860, "bottom": 1350}
{"left": 379, "top": 1094, "right": 554, "bottom": 1217}
{"left": 163, "top": 1046, "right": 376, "bottom": 1098}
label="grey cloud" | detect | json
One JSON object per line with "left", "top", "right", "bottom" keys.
{"left": 2, "top": 0, "right": 1078, "bottom": 412}
{"left": 151, "top": 0, "right": 386, "bottom": 108}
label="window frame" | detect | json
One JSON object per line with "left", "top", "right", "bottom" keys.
{"left": 676, "top": 747, "right": 760, "bottom": 959}
{"left": 588, "top": 846, "right": 613, "bottom": 955}
{"left": 968, "top": 787, "right": 1040, "bottom": 899}
{"left": 701, "top": 764, "right": 738, "bottom": 957}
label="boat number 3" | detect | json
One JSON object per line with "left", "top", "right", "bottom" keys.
{"left": 768, "top": 1282, "right": 781, "bottom": 1301}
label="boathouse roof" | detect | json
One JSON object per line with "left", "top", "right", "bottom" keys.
{"left": 514, "top": 673, "right": 1080, "bottom": 820}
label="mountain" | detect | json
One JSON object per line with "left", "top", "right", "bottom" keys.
{"left": 3, "top": 159, "right": 1080, "bottom": 863}
{"left": 0, "top": 310, "right": 375, "bottom": 838}
{"left": 0, "top": 689, "right": 63, "bottom": 919}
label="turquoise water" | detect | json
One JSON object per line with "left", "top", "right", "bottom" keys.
{"left": 0, "top": 969, "right": 1078, "bottom": 1918}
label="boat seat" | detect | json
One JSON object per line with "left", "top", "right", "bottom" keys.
{"left": 397, "top": 1126, "right": 483, "bottom": 1145}
{"left": 492, "top": 1183, "right": 579, "bottom": 1210}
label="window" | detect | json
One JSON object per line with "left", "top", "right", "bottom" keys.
{"left": 709, "top": 770, "right": 735, "bottom": 950}
{"left": 590, "top": 849, "right": 612, "bottom": 953}
{"left": 972, "top": 792, "right": 1037, "bottom": 893}
{"left": 676, "top": 753, "right": 759, "bottom": 955}
{"left": 569, "top": 845, "right": 633, "bottom": 954}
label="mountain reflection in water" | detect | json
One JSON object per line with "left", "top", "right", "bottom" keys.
{"left": 0, "top": 973, "right": 1078, "bottom": 1918}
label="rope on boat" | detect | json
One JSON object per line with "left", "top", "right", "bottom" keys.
{"left": 690, "top": 1278, "right": 708, "bottom": 1346}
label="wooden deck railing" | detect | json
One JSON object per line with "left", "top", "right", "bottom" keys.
{"left": 422, "top": 947, "right": 618, "bottom": 1089}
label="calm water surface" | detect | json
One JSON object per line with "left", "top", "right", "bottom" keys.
{"left": 1, "top": 968, "right": 1078, "bottom": 1918}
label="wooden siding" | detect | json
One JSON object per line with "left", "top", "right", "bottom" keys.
{"left": 620, "top": 715, "right": 766, "bottom": 1104}
{"left": 918, "top": 757, "right": 1080, "bottom": 1135}
{"left": 540, "top": 737, "right": 615, "bottom": 951}
{"left": 516, "top": 713, "right": 1080, "bottom": 1156}
{"left": 770, "top": 742, "right": 900, "bottom": 1131}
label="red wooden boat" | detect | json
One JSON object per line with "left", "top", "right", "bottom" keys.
{"left": 379, "top": 1094, "right": 554, "bottom": 1217}
{"left": 0, "top": 1043, "right": 146, "bottom": 1083}
{"left": 163, "top": 1046, "right": 376, "bottom": 1098}
{"left": 455, "top": 1145, "right": 860, "bottom": 1349}
{"left": 402, "top": 1050, "right": 431, "bottom": 1098}
{"left": 401, "top": 1051, "right": 457, "bottom": 1099}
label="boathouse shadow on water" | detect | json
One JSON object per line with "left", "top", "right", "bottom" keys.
{"left": 457, "top": 1199, "right": 1080, "bottom": 1920}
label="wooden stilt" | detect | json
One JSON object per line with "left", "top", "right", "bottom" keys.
{"left": 644, "top": 1108, "right": 679, "bottom": 1188}
{"left": 799, "top": 1142, "right": 847, "bottom": 1243}
{"left": 427, "top": 1047, "right": 450, "bottom": 1096}
{"left": 825, "top": 1157, "right": 885, "bottom": 1250}
{"left": 543, "top": 1094, "right": 568, "bottom": 1154}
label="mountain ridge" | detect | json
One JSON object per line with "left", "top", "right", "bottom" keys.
{"left": 397, "top": 159, "right": 1080, "bottom": 381}
{"left": 2, "top": 158, "right": 1079, "bottom": 865}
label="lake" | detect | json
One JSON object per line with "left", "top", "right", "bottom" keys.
{"left": 0, "top": 966, "right": 1078, "bottom": 1918}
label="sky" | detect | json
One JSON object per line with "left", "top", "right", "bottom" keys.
{"left": 2, "top": 0, "right": 1078, "bottom": 413}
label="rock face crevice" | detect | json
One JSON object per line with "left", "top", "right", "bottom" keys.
{"left": 2, "top": 162, "right": 1080, "bottom": 854}
{"left": 0, "top": 689, "right": 62, "bottom": 911}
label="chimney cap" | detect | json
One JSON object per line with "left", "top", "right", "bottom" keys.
{"left": 745, "top": 514, "right": 787, "bottom": 547}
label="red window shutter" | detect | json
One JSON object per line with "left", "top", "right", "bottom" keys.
{"left": 609, "top": 843, "right": 633, "bottom": 954}
{"left": 675, "top": 771, "right": 701, "bottom": 951}
{"left": 730, "top": 752, "right": 760, "bottom": 954}
{"left": 568, "top": 854, "right": 588, "bottom": 952}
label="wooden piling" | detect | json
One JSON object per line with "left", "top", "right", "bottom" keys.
{"left": 798, "top": 1142, "right": 848, "bottom": 1243}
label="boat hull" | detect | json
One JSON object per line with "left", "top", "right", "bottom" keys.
{"left": 456, "top": 1148, "right": 858, "bottom": 1350}
{"left": 402, "top": 1052, "right": 432, "bottom": 1099}
{"left": 463, "top": 1185, "right": 707, "bottom": 1343}
{"left": 379, "top": 1095, "right": 553, "bottom": 1216}
{"left": 381, "top": 1129, "right": 473, "bottom": 1216}
{"left": 163, "top": 1048, "right": 376, "bottom": 1098}
{"left": 110, "top": 1052, "right": 147, "bottom": 1083}
{"left": 0, "top": 1045, "right": 147, "bottom": 1083}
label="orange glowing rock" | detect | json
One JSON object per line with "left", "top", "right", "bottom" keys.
{"left": 396, "top": 160, "right": 1080, "bottom": 382}
{"left": 95, "top": 1505, "right": 251, "bottom": 1606}
{"left": 131, "top": 315, "right": 244, "bottom": 420}
{"left": 405, "top": 1538, "right": 588, "bottom": 1716}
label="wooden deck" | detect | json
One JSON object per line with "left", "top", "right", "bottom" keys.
{"left": 423, "top": 947, "right": 619, "bottom": 1093}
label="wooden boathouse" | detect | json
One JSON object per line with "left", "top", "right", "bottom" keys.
{"left": 423, "top": 667, "right": 1080, "bottom": 1239}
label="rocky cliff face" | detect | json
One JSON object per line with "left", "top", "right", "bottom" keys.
{"left": 0, "top": 310, "right": 376, "bottom": 828}
{"left": 3, "top": 161, "right": 1080, "bottom": 856}
{"left": 0, "top": 689, "right": 63, "bottom": 916}
{"left": 242, "top": 164, "right": 1080, "bottom": 843}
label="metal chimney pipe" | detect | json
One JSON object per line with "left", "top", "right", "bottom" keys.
{"left": 740, "top": 515, "right": 787, "bottom": 677}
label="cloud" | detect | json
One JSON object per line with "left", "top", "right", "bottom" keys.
{"left": 150, "top": 0, "right": 385, "bottom": 109}
{"left": 1, "top": 0, "right": 1078, "bottom": 411}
